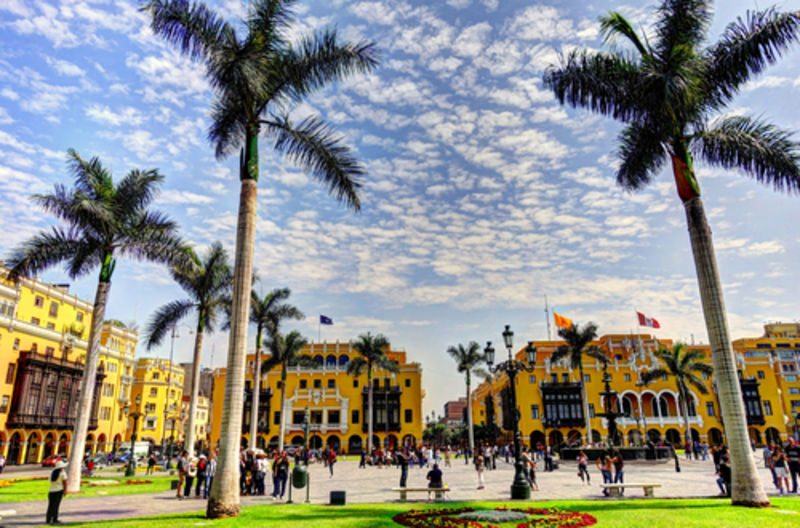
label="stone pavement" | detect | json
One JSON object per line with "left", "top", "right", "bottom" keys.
{"left": 2, "top": 454, "right": 794, "bottom": 526}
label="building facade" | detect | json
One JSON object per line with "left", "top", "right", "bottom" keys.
{"left": 180, "top": 393, "right": 211, "bottom": 450}
{"left": 0, "top": 265, "right": 137, "bottom": 464}
{"left": 128, "top": 358, "right": 184, "bottom": 451}
{"left": 471, "top": 324, "right": 800, "bottom": 449}
{"left": 210, "top": 341, "right": 424, "bottom": 453}
{"left": 443, "top": 398, "right": 466, "bottom": 428}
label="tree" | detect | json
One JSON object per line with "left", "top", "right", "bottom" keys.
{"left": 550, "top": 323, "right": 605, "bottom": 446}
{"left": 144, "top": 242, "right": 232, "bottom": 454}
{"left": 641, "top": 343, "right": 713, "bottom": 447}
{"left": 144, "top": 0, "right": 378, "bottom": 518}
{"left": 543, "top": 1, "right": 800, "bottom": 506}
{"left": 346, "top": 332, "right": 398, "bottom": 454}
{"left": 5, "top": 149, "right": 187, "bottom": 492}
{"left": 446, "top": 342, "right": 484, "bottom": 460}
{"left": 250, "top": 289, "right": 304, "bottom": 451}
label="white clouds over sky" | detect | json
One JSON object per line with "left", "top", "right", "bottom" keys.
{"left": 1, "top": 0, "right": 799, "bottom": 415}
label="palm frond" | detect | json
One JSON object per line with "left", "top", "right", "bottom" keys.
{"left": 585, "top": 345, "right": 610, "bottom": 365}
{"left": 115, "top": 169, "right": 164, "bottom": 215}
{"left": 616, "top": 120, "right": 668, "bottom": 190}
{"left": 346, "top": 356, "right": 368, "bottom": 377}
{"left": 246, "top": 0, "right": 296, "bottom": 50}
{"left": 692, "top": 115, "right": 800, "bottom": 194}
{"left": 599, "top": 11, "right": 649, "bottom": 56}
{"left": 208, "top": 96, "right": 248, "bottom": 160}
{"left": 549, "top": 345, "right": 570, "bottom": 364}
{"left": 640, "top": 367, "right": 668, "bottom": 385}
{"left": 264, "top": 114, "right": 363, "bottom": 211}
{"left": 684, "top": 371, "right": 710, "bottom": 394}
{"left": 5, "top": 227, "right": 90, "bottom": 281}
{"left": 654, "top": 0, "right": 712, "bottom": 56}
{"left": 143, "top": 299, "right": 196, "bottom": 349}
{"left": 143, "top": 0, "right": 231, "bottom": 62}
{"left": 117, "top": 227, "right": 191, "bottom": 270}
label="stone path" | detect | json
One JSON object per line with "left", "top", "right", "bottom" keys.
{"left": 2, "top": 454, "right": 795, "bottom": 526}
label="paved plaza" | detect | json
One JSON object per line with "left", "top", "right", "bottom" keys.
{"left": 1, "top": 454, "right": 794, "bottom": 526}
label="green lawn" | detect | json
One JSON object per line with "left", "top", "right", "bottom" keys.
{"left": 0, "top": 475, "right": 175, "bottom": 502}
{"left": 58, "top": 497, "right": 800, "bottom": 528}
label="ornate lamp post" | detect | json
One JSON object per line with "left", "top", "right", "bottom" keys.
{"left": 124, "top": 394, "right": 143, "bottom": 477}
{"left": 485, "top": 325, "right": 536, "bottom": 500}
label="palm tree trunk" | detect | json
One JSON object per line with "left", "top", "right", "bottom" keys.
{"left": 207, "top": 149, "right": 258, "bottom": 518}
{"left": 248, "top": 329, "right": 262, "bottom": 451}
{"left": 278, "top": 364, "right": 287, "bottom": 452}
{"left": 184, "top": 322, "right": 205, "bottom": 455}
{"left": 679, "top": 386, "right": 692, "bottom": 447}
{"left": 65, "top": 278, "right": 110, "bottom": 493}
{"left": 466, "top": 374, "right": 474, "bottom": 458}
{"left": 367, "top": 366, "right": 373, "bottom": 454}
{"left": 579, "top": 364, "right": 591, "bottom": 447}
{"left": 683, "top": 194, "right": 768, "bottom": 506}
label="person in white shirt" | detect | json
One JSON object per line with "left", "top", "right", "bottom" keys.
{"left": 46, "top": 460, "right": 68, "bottom": 524}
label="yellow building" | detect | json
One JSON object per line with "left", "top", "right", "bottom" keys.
{"left": 180, "top": 393, "right": 211, "bottom": 451}
{"left": 210, "top": 341, "right": 424, "bottom": 453}
{"left": 471, "top": 325, "right": 799, "bottom": 449}
{"left": 0, "top": 264, "right": 137, "bottom": 464}
{"left": 128, "top": 358, "right": 184, "bottom": 450}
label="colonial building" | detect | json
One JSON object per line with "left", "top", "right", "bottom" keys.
{"left": 471, "top": 324, "right": 800, "bottom": 448}
{"left": 443, "top": 398, "right": 467, "bottom": 428}
{"left": 128, "top": 357, "right": 184, "bottom": 450}
{"left": 210, "top": 341, "right": 424, "bottom": 453}
{"left": 180, "top": 393, "right": 211, "bottom": 450}
{"left": 0, "top": 265, "right": 137, "bottom": 464}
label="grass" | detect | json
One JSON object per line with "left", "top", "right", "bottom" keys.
{"left": 56, "top": 497, "right": 800, "bottom": 528}
{"left": 0, "top": 475, "right": 176, "bottom": 503}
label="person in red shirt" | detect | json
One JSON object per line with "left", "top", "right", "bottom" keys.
{"left": 328, "top": 449, "right": 337, "bottom": 477}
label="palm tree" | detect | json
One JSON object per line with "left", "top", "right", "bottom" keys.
{"left": 446, "top": 342, "right": 484, "bottom": 460}
{"left": 641, "top": 343, "right": 713, "bottom": 447}
{"left": 262, "top": 329, "right": 314, "bottom": 451}
{"left": 144, "top": 242, "right": 232, "bottom": 454}
{"left": 543, "top": 2, "right": 800, "bottom": 506}
{"left": 346, "top": 332, "right": 398, "bottom": 454}
{"left": 5, "top": 149, "right": 187, "bottom": 492}
{"left": 248, "top": 288, "right": 303, "bottom": 451}
{"left": 550, "top": 323, "right": 604, "bottom": 446}
{"left": 144, "top": 0, "right": 378, "bottom": 517}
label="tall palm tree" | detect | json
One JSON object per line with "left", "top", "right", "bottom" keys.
{"left": 446, "top": 342, "right": 484, "bottom": 460}
{"left": 550, "top": 323, "right": 603, "bottom": 446}
{"left": 641, "top": 343, "right": 713, "bottom": 447}
{"left": 543, "top": 2, "right": 800, "bottom": 506}
{"left": 144, "top": 242, "right": 232, "bottom": 454}
{"left": 5, "top": 149, "right": 187, "bottom": 492}
{"left": 262, "top": 329, "right": 314, "bottom": 451}
{"left": 144, "top": 0, "right": 378, "bottom": 518}
{"left": 248, "top": 288, "right": 303, "bottom": 451}
{"left": 346, "top": 332, "right": 398, "bottom": 454}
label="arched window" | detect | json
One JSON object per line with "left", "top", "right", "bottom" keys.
{"left": 338, "top": 355, "right": 349, "bottom": 367}
{"left": 659, "top": 396, "right": 669, "bottom": 417}
{"left": 622, "top": 397, "right": 633, "bottom": 417}
{"left": 651, "top": 398, "right": 660, "bottom": 417}
{"left": 326, "top": 355, "right": 336, "bottom": 368}
{"left": 314, "top": 355, "right": 324, "bottom": 366}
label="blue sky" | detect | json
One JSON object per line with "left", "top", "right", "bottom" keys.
{"left": 1, "top": 0, "right": 799, "bottom": 417}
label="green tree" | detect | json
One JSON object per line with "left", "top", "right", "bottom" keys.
{"left": 144, "top": 0, "right": 378, "bottom": 517}
{"left": 144, "top": 242, "right": 232, "bottom": 453}
{"left": 446, "top": 342, "right": 484, "bottom": 459}
{"left": 249, "top": 288, "right": 304, "bottom": 451}
{"left": 6, "top": 149, "right": 186, "bottom": 492}
{"left": 346, "top": 332, "right": 398, "bottom": 454}
{"left": 641, "top": 343, "right": 713, "bottom": 447}
{"left": 543, "top": 1, "right": 800, "bottom": 506}
{"left": 550, "top": 323, "right": 606, "bottom": 446}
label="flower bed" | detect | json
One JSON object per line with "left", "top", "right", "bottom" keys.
{"left": 393, "top": 507, "right": 597, "bottom": 528}
{"left": 0, "top": 476, "right": 47, "bottom": 488}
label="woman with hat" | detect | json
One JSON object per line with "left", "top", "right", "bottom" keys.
{"left": 46, "top": 460, "right": 68, "bottom": 524}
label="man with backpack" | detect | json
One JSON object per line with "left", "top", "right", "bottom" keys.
{"left": 176, "top": 450, "right": 187, "bottom": 499}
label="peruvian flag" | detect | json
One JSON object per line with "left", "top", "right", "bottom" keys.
{"left": 637, "top": 311, "right": 661, "bottom": 328}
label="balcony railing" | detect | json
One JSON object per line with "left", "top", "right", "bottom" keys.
{"left": 7, "top": 412, "right": 98, "bottom": 430}
{"left": 363, "top": 385, "right": 401, "bottom": 395}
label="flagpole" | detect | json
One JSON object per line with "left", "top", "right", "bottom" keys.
{"left": 544, "top": 294, "right": 552, "bottom": 341}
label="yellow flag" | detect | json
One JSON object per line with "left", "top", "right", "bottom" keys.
{"left": 553, "top": 312, "right": 572, "bottom": 329}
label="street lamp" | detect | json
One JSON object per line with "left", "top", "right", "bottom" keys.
{"left": 485, "top": 325, "right": 536, "bottom": 500}
{"left": 124, "top": 394, "right": 143, "bottom": 477}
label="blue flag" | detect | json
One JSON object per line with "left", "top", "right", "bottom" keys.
{"left": 320, "top": 315, "right": 333, "bottom": 325}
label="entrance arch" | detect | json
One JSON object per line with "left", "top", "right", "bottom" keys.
{"left": 97, "top": 433, "right": 107, "bottom": 454}
{"left": 566, "top": 430, "right": 581, "bottom": 446}
{"left": 43, "top": 432, "right": 56, "bottom": 459}
{"left": 26, "top": 432, "right": 41, "bottom": 464}
{"left": 665, "top": 428, "right": 681, "bottom": 446}
{"left": 765, "top": 427, "right": 781, "bottom": 445}
{"left": 401, "top": 435, "right": 415, "bottom": 449}
{"left": 530, "top": 431, "right": 545, "bottom": 448}
{"left": 348, "top": 435, "right": 362, "bottom": 454}
{"left": 749, "top": 427, "right": 762, "bottom": 446}
{"left": 627, "top": 429, "right": 642, "bottom": 446}
{"left": 647, "top": 429, "right": 661, "bottom": 443}
{"left": 8, "top": 432, "right": 23, "bottom": 465}
{"left": 327, "top": 435, "right": 341, "bottom": 452}
{"left": 290, "top": 436, "right": 304, "bottom": 447}
{"left": 708, "top": 428, "right": 724, "bottom": 446}
{"left": 548, "top": 430, "right": 563, "bottom": 447}
{"left": 309, "top": 435, "right": 323, "bottom": 450}
{"left": 690, "top": 428, "right": 700, "bottom": 443}
{"left": 86, "top": 433, "right": 95, "bottom": 456}
{"left": 58, "top": 433, "right": 69, "bottom": 456}
{"left": 387, "top": 434, "right": 398, "bottom": 450}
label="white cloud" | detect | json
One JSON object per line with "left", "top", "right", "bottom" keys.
{"left": 44, "top": 56, "right": 85, "bottom": 77}
{"left": 0, "top": 108, "right": 13, "bottom": 125}
{"left": 85, "top": 104, "right": 144, "bottom": 127}
{"left": 452, "top": 22, "right": 492, "bottom": 58}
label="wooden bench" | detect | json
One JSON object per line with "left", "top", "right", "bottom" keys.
{"left": 601, "top": 483, "right": 661, "bottom": 497}
{"left": 0, "top": 509, "right": 17, "bottom": 522}
{"left": 391, "top": 487, "right": 450, "bottom": 502}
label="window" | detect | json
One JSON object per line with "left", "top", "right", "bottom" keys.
{"left": 763, "top": 400, "right": 773, "bottom": 416}
{"left": 46, "top": 322, "right": 55, "bottom": 330}
{"left": 530, "top": 405, "right": 539, "bottom": 420}
{"left": 529, "top": 375, "right": 536, "bottom": 384}
{"left": 789, "top": 388, "right": 800, "bottom": 395}
{"left": 144, "top": 417, "right": 157, "bottom": 430}
{"left": 328, "top": 410, "right": 340, "bottom": 424}
{"left": 12, "top": 339, "right": 19, "bottom": 351}
{"left": 145, "top": 403, "right": 156, "bottom": 413}
{"left": 99, "top": 406, "right": 111, "bottom": 420}
{"left": 405, "top": 378, "right": 411, "bottom": 387}
{"left": 313, "top": 379, "right": 321, "bottom": 389}
{"left": 149, "top": 388, "right": 158, "bottom": 397}
{"left": 292, "top": 411, "right": 304, "bottom": 424}
{"left": 34, "top": 296, "right": 44, "bottom": 307}
{"left": 0, "top": 395, "right": 8, "bottom": 413}
{"left": 353, "top": 380, "right": 358, "bottom": 388}
{"left": 588, "top": 404, "right": 595, "bottom": 418}
{"left": 405, "top": 409, "right": 413, "bottom": 423}
{"left": 5, "top": 364, "right": 15, "bottom": 384}
{"left": 273, "top": 411, "right": 281, "bottom": 425}
{"left": 562, "top": 373, "right": 569, "bottom": 383}
{"left": 786, "top": 375, "right": 798, "bottom": 383}
{"left": 351, "top": 409, "right": 359, "bottom": 424}
{"left": 49, "top": 302, "right": 59, "bottom": 317}
{"left": 550, "top": 373, "right": 557, "bottom": 383}
{"left": 76, "top": 312, "right": 84, "bottom": 322}
{"left": 327, "top": 379, "right": 335, "bottom": 389}
{"left": 583, "top": 374, "right": 590, "bottom": 383}
{"left": 170, "top": 390, "right": 175, "bottom": 398}
{"left": 624, "top": 373, "right": 631, "bottom": 382}
{"left": 757, "top": 370, "right": 765, "bottom": 379}
{"left": 43, "top": 346, "right": 54, "bottom": 356}
{"left": 152, "top": 372, "right": 159, "bottom": 380}
{"left": 103, "top": 384, "right": 114, "bottom": 397}
{"left": 310, "top": 410, "right": 322, "bottom": 424}
{"left": 31, "top": 317, "right": 40, "bottom": 326}
{"left": 300, "top": 380, "right": 307, "bottom": 389}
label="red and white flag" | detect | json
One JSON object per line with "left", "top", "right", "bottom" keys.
{"left": 637, "top": 311, "right": 661, "bottom": 329}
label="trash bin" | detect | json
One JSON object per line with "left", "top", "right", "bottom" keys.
{"left": 171, "top": 480, "right": 179, "bottom": 490}
{"left": 330, "top": 490, "right": 346, "bottom": 505}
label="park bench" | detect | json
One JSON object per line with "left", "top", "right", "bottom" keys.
{"left": 391, "top": 487, "right": 450, "bottom": 502}
{"left": 0, "top": 509, "right": 17, "bottom": 522}
{"left": 600, "top": 483, "right": 661, "bottom": 497}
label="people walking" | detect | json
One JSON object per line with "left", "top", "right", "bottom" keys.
{"left": 176, "top": 450, "right": 187, "bottom": 499}
{"left": 272, "top": 451, "right": 289, "bottom": 500}
{"left": 475, "top": 454, "right": 485, "bottom": 490}
{"left": 596, "top": 453, "right": 613, "bottom": 496}
{"left": 577, "top": 450, "right": 590, "bottom": 485}
{"left": 785, "top": 438, "right": 800, "bottom": 494}
{"left": 771, "top": 445, "right": 790, "bottom": 494}
{"left": 544, "top": 445, "right": 553, "bottom": 472}
{"left": 203, "top": 453, "right": 216, "bottom": 499}
{"left": 146, "top": 453, "right": 156, "bottom": 475}
{"left": 398, "top": 450, "right": 409, "bottom": 488}
{"left": 46, "top": 460, "right": 68, "bottom": 525}
{"left": 328, "top": 448, "right": 337, "bottom": 477}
